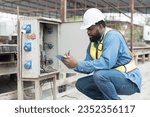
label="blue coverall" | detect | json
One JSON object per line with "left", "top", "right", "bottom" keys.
{"left": 74, "top": 30, "right": 142, "bottom": 100}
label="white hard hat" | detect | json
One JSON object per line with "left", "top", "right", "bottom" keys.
{"left": 80, "top": 8, "right": 105, "bottom": 29}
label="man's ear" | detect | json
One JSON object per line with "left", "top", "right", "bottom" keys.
{"left": 97, "top": 24, "right": 103, "bottom": 32}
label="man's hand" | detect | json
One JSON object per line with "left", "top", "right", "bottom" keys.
{"left": 63, "top": 51, "right": 77, "bottom": 68}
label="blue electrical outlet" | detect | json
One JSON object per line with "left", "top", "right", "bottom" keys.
{"left": 22, "top": 24, "right": 31, "bottom": 33}
{"left": 24, "top": 42, "right": 32, "bottom": 52}
{"left": 24, "top": 60, "right": 32, "bottom": 69}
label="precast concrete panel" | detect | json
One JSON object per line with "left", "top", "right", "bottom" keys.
{"left": 60, "top": 22, "right": 89, "bottom": 71}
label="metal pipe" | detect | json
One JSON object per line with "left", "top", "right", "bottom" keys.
{"left": 130, "top": 0, "right": 134, "bottom": 52}
{"left": 60, "top": 0, "right": 67, "bottom": 22}
{"left": 102, "top": 0, "right": 131, "bottom": 18}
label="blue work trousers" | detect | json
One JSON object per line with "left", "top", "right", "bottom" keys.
{"left": 75, "top": 69, "right": 139, "bottom": 100}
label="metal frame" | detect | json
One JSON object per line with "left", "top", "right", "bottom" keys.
{"left": 18, "top": 71, "right": 59, "bottom": 100}
{"left": 0, "top": 0, "right": 149, "bottom": 18}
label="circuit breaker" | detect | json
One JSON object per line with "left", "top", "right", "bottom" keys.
{"left": 20, "top": 17, "right": 61, "bottom": 78}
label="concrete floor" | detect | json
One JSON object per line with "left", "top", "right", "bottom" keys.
{"left": 58, "top": 61, "right": 150, "bottom": 100}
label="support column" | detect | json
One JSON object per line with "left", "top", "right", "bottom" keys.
{"left": 17, "top": 6, "right": 24, "bottom": 100}
{"left": 60, "top": 0, "right": 67, "bottom": 22}
{"left": 35, "top": 80, "right": 41, "bottom": 100}
{"left": 130, "top": 0, "right": 134, "bottom": 52}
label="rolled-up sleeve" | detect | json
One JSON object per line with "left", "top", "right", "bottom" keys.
{"left": 74, "top": 32, "right": 121, "bottom": 73}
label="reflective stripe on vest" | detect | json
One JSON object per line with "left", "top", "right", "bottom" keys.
{"left": 89, "top": 27, "right": 136, "bottom": 72}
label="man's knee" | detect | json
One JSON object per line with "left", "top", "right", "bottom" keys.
{"left": 93, "top": 70, "right": 110, "bottom": 82}
{"left": 75, "top": 78, "right": 86, "bottom": 90}
{"left": 75, "top": 78, "right": 81, "bottom": 89}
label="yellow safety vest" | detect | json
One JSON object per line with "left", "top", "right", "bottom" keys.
{"left": 89, "top": 27, "right": 136, "bottom": 72}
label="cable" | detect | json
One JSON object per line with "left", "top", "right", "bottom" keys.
{"left": 61, "top": 95, "right": 78, "bottom": 100}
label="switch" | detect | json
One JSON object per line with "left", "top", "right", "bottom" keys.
{"left": 47, "top": 43, "right": 53, "bottom": 49}
{"left": 24, "top": 60, "right": 32, "bottom": 69}
{"left": 48, "top": 59, "right": 53, "bottom": 65}
{"left": 47, "top": 27, "right": 53, "bottom": 34}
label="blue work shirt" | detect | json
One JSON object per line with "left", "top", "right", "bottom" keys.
{"left": 74, "top": 30, "right": 142, "bottom": 92}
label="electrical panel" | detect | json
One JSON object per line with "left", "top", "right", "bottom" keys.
{"left": 20, "top": 17, "right": 61, "bottom": 78}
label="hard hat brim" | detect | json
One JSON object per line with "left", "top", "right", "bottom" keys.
{"left": 80, "top": 24, "right": 92, "bottom": 29}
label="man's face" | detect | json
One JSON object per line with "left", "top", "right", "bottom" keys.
{"left": 87, "top": 24, "right": 102, "bottom": 42}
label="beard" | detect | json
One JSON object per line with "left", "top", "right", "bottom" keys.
{"left": 89, "top": 31, "right": 102, "bottom": 42}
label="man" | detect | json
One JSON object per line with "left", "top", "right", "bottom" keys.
{"left": 63, "top": 8, "right": 142, "bottom": 100}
